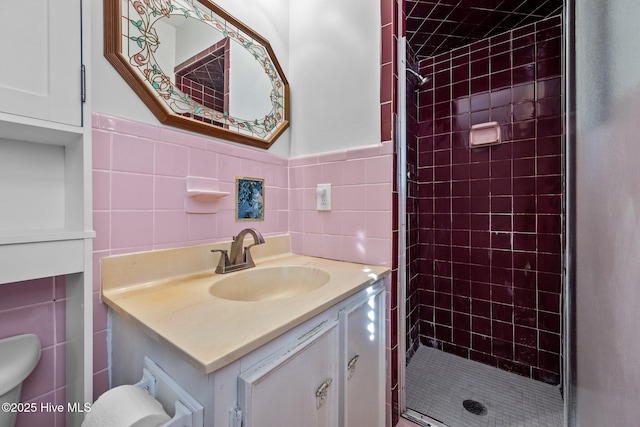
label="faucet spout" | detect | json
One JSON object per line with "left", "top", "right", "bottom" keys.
{"left": 229, "top": 228, "right": 265, "bottom": 265}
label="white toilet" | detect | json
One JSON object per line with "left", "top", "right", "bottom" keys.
{"left": 0, "top": 334, "right": 41, "bottom": 427}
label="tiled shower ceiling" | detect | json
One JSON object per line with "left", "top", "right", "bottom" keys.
{"left": 406, "top": 0, "right": 563, "bottom": 58}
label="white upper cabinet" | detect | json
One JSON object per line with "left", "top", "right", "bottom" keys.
{"left": 0, "top": 0, "right": 82, "bottom": 126}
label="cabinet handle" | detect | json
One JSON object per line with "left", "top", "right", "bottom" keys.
{"left": 81, "top": 64, "right": 87, "bottom": 103}
{"left": 315, "top": 378, "right": 333, "bottom": 409}
{"left": 347, "top": 354, "right": 360, "bottom": 380}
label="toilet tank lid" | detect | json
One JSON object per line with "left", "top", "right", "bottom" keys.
{"left": 0, "top": 334, "right": 41, "bottom": 395}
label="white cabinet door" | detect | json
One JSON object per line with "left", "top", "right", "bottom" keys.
{"left": 340, "top": 285, "right": 386, "bottom": 427}
{"left": 0, "top": 0, "right": 82, "bottom": 126}
{"left": 239, "top": 320, "right": 340, "bottom": 427}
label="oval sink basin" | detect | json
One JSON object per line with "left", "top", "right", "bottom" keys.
{"left": 209, "top": 266, "right": 330, "bottom": 302}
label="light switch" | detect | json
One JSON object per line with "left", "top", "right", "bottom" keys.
{"left": 316, "top": 184, "right": 331, "bottom": 211}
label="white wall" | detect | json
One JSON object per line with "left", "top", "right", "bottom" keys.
{"left": 92, "top": 0, "right": 382, "bottom": 157}
{"left": 289, "top": 0, "right": 381, "bottom": 156}
{"left": 575, "top": 0, "right": 640, "bottom": 424}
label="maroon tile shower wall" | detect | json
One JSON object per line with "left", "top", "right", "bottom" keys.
{"left": 411, "top": 16, "right": 563, "bottom": 385}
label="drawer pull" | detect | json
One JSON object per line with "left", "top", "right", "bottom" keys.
{"left": 315, "top": 378, "right": 333, "bottom": 408}
{"left": 347, "top": 354, "right": 360, "bottom": 379}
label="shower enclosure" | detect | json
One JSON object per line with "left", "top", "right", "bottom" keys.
{"left": 398, "top": 2, "right": 566, "bottom": 426}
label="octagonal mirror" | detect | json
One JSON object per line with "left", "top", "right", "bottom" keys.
{"left": 104, "top": 0, "right": 290, "bottom": 149}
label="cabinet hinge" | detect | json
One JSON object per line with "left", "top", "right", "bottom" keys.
{"left": 229, "top": 406, "right": 242, "bottom": 427}
{"left": 81, "top": 64, "right": 87, "bottom": 103}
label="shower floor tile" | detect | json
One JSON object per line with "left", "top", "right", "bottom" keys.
{"left": 406, "top": 346, "right": 563, "bottom": 427}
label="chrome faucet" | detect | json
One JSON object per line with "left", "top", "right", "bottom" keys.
{"left": 211, "top": 228, "right": 265, "bottom": 274}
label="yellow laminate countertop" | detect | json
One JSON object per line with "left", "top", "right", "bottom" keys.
{"left": 101, "top": 235, "right": 390, "bottom": 374}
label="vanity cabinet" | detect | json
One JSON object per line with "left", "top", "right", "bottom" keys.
{"left": 110, "top": 281, "right": 387, "bottom": 427}
{"left": 340, "top": 288, "right": 386, "bottom": 427}
{"left": 238, "top": 284, "right": 386, "bottom": 427}
{"left": 238, "top": 320, "right": 340, "bottom": 427}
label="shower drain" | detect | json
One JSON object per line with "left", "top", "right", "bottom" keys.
{"left": 462, "top": 399, "right": 488, "bottom": 416}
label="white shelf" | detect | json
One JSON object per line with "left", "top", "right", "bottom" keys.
{"left": 0, "top": 237, "right": 92, "bottom": 285}
{"left": 0, "top": 112, "right": 83, "bottom": 146}
{"left": 0, "top": 229, "right": 96, "bottom": 245}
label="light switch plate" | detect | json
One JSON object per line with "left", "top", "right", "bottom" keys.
{"left": 316, "top": 184, "right": 331, "bottom": 211}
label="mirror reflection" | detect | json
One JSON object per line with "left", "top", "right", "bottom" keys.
{"left": 105, "top": 0, "right": 289, "bottom": 148}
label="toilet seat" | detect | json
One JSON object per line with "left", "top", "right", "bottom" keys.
{"left": 0, "top": 334, "right": 41, "bottom": 396}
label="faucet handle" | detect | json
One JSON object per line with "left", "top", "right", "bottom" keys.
{"left": 211, "top": 249, "right": 230, "bottom": 274}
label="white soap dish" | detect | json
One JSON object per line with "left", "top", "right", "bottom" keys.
{"left": 185, "top": 176, "right": 229, "bottom": 214}
{"left": 469, "top": 121, "right": 501, "bottom": 148}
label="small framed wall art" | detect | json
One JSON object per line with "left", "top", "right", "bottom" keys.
{"left": 235, "top": 176, "right": 265, "bottom": 221}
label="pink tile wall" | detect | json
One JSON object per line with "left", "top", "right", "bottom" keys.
{"left": 0, "top": 277, "right": 67, "bottom": 427}
{"left": 92, "top": 112, "right": 290, "bottom": 398}
{"left": 289, "top": 143, "right": 394, "bottom": 267}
